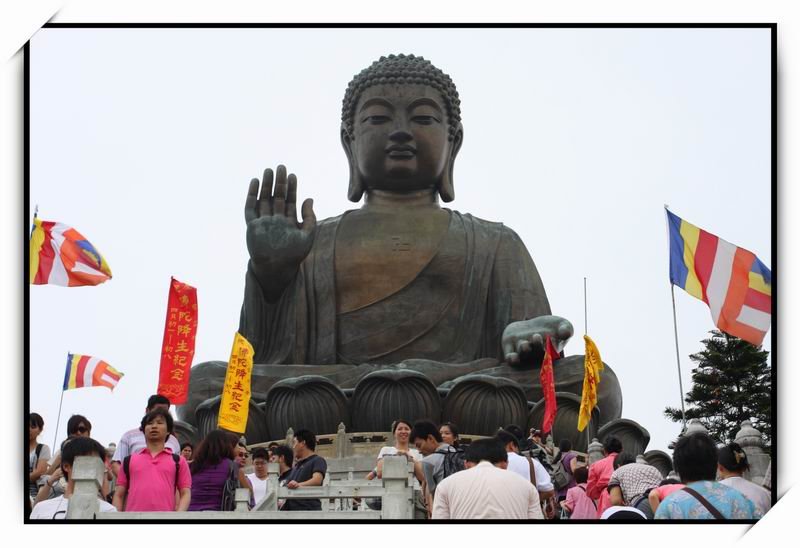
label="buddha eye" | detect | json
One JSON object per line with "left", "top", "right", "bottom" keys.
{"left": 411, "top": 115, "right": 440, "bottom": 125}
{"left": 361, "top": 115, "right": 391, "bottom": 125}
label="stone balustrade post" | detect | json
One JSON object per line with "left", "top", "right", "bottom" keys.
{"left": 254, "top": 462, "right": 280, "bottom": 511}
{"left": 734, "top": 420, "right": 770, "bottom": 486}
{"left": 381, "top": 456, "right": 412, "bottom": 519}
{"left": 235, "top": 488, "right": 250, "bottom": 512}
{"left": 285, "top": 427, "right": 294, "bottom": 447}
{"left": 683, "top": 419, "right": 708, "bottom": 436}
{"left": 334, "top": 422, "right": 351, "bottom": 458}
{"left": 587, "top": 438, "right": 604, "bottom": 465}
{"left": 65, "top": 456, "right": 104, "bottom": 519}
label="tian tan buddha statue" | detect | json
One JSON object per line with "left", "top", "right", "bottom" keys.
{"left": 178, "top": 55, "right": 644, "bottom": 453}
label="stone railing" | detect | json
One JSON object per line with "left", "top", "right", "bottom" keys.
{"left": 66, "top": 455, "right": 417, "bottom": 520}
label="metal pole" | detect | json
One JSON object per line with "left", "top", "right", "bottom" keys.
{"left": 52, "top": 389, "right": 65, "bottom": 451}
{"left": 583, "top": 277, "right": 588, "bottom": 336}
{"left": 670, "top": 285, "right": 688, "bottom": 430}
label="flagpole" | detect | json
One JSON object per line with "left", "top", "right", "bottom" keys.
{"left": 52, "top": 389, "right": 65, "bottom": 452}
{"left": 583, "top": 277, "right": 588, "bottom": 336}
{"left": 664, "top": 205, "right": 687, "bottom": 430}
{"left": 670, "top": 285, "right": 688, "bottom": 430}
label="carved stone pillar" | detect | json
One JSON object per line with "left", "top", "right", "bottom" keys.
{"left": 587, "top": 438, "right": 604, "bottom": 465}
{"left": 734, "top": 420, "right": 770, "bottom": 486}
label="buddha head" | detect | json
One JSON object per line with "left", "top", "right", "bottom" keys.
{"left": 341, "top": 54, "right": 464, "bottom": 202}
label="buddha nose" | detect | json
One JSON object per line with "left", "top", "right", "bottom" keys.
{"left": 388, "top": 123, "right": 413, "bottom": 143}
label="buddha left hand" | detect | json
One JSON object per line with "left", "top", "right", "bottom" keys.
{"left": 501, "top": 315, "right": 574, "bottom": 367}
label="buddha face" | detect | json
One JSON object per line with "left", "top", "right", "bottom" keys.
{"left": 350, "top": 83, "right": 459, "bottom": 195}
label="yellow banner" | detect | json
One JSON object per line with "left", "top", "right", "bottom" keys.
{"left": 577, "top": 335, "right": 604, "bottom": 432}
{"left": 218, "top": 332, "right": 254, "bottom": 433}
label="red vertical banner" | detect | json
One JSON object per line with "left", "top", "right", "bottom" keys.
{"left": 157, "top": 277, "right": 198, "bottom": 404}
{"left": 539, "top": 335, "right": 559, "bottom": 435}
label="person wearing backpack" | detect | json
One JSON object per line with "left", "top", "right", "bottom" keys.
{"left": 112, "top": 408, "right": 191, "bottom": 512}
{"left": 188, "top": 430, "right": 250, "bottom": 511}
{"left": 561, "top": 465, "right": 596, "bottom": 519}
{"left": 410, "top": 420, "right": 464, "bottom": 516}
{"left": 552, "top": 439, "right": 578, "bottom": 501}
{"left": 28, "top": 413, "right": 51, "bottom": 500}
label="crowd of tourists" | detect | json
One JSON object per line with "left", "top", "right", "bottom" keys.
{"left": 27, "top": 395, "right": 771, "bottom": 520}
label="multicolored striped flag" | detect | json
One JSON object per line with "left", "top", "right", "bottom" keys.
{"left": 63, "top": 353, "right": 124, "bottom": 391}
{"left": 667, "top": 209, "right": 771, "bottom": 346}
{"left": 30, "top": 216, "right": 112, "bottom": 287}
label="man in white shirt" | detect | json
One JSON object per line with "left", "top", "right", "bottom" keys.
{"left": 432, "top": 438, "right": 543, "bottom": 519}
{"left": 497, "top": 429, "right": 555, "bottom": 495}
{"left": 247, "top": 447, "right": 270, "bottom": 506}
{"left": 30, "top": 437, "right": 116, "bottom": 519}
{"left": 497, "top": 429, "right": 556, "bottom": 517}
{"left": 111, "top": 394, "right": 181, "bottom": 478}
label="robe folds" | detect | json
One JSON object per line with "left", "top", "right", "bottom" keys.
{"left": 239, "top": 210, "right": 551, "bottom": 366}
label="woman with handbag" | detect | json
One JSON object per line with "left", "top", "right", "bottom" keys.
{"left": 188, "top": 430, "right": 250, "bottom": 511}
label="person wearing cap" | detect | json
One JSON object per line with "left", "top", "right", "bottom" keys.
{"left": 718, "top": 442, "right": 771, "bottom": 516}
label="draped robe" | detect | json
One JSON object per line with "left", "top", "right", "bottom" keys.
{"left": 239, "top": 210, "right": 551, "bottom": 366}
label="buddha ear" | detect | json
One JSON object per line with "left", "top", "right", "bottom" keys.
{"left": 439, "top": 123, "right": 463, "bottom": 203}
{"left": 341, "top": 127, "right": 364, "bottom": 202}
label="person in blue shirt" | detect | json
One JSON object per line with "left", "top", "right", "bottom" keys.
{"left": 655, "top": 432, "right": 761, "bottom": 520}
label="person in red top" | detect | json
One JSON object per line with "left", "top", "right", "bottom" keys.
{"left": 586, "top": 437, "right": 622, "bottom": 518}
{"left": 112, "top": 408, "right": 191, "bottom": 512}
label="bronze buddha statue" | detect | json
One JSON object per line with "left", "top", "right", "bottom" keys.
{"left": 179, "top": 55, "right": 633, "bottom": 451}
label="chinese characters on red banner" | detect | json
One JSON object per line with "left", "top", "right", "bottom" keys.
{"left": 218, "top": 333, "right": 254, "bottom": 433}
{"left": 157, "top": 277, "right": 198, "bottom": 405}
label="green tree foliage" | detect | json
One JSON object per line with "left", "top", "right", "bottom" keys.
{"left": 664, "top": 330, "right": 771, "bottom": 445}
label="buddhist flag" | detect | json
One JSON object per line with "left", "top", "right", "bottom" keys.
{"left": 156, "top": 277, "right": 198, "bottom": 405}
{"left": 577, "top": 335, "right": 604, "bottom": 432}
{"left": 30, "top": 216, "right": 112, "bottom": 287}
{"left": 63, "top": 353, "right": 123, "bottom": 391}
{"left": 539, "top": 336, "right": 559, "bottom": 435}
{"left": 218, "top": 332, "right": 254, "bottom": 433}
{"left": 667, "top": 209, "right": 771, "bottom": 346}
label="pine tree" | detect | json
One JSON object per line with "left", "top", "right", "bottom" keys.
{"left": 664, "top": 330, "right": 771, "bottom": 445}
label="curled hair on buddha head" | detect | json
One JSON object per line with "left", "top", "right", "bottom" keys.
{"left": 341, "top": 54, "right": 463, "bottom": 203}
{"left": 718, "top": 442, "right": 750, "bottom": 474}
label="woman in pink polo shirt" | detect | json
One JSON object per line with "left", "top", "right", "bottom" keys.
{"left": 586, "top": 437, "right": 622, "bottom": 518}
{"left": 112, "top": 408, "right": 191, "bottom": 512}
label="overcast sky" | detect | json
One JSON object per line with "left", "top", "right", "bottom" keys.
{"left": 28, "top": 27, "right": 771, "bottom": 455}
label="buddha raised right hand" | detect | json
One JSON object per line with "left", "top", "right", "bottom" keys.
{"left": 245, "top": 165, "right": 316, "bottom": 301}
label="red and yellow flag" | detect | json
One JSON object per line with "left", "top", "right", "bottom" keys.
{"left": 218, "top": 332, "right": 254, "bottom": 434}
{"left": 577, "top": 335, "right": 604, "bottom": 432}
{"left": 157, "top": 277, "right": 198, "bottom": 405}
{"left": 540, "top": 336, "right": 559, "bottom": 435}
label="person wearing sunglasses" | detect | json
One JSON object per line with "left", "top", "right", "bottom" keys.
{"left": 36, "top": 414, "right": 96, "bottom": 504}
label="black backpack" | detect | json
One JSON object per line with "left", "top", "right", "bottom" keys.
{"left": 435, "top": 446, "right": 466, "bottom": 479}
{"left": 123, "top": 453, "right": 180, "bottom": 490}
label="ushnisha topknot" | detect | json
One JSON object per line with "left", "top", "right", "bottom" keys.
{"left": 341, "top": 54, "right": 462, "bottom": 142}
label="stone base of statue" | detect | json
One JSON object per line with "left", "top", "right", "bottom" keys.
{"left": 176, "top": 353, "right": 652, "bottom": 454}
